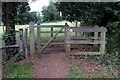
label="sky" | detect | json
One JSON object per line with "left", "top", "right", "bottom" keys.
{"left": 28, "top": 0, "right": 120, "bottom": 13}
{"left": 28, "top": 0, "right": 50, "bottom": 13}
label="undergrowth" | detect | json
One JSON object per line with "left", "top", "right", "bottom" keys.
{"left": 68, "top": 59, "right": 114, "bottom": 78}
{"left": 3, "top": 61, "right": 33, "bottom": 78}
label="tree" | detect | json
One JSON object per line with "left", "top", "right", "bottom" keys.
{"left": 56, "top": 2, "right": 120, "bottom": 26}
{"left": 15, "top": 2, "right": 30, "bottom": 25}
{"left": 16, "top": 11, "right": 40, "bottom": 25}
{"left": 2, "top": 2, "right": 30, "bottom": 59}
{"left": 41, "top": 2, "right": 60, "bottom": 22}
{"left": 56, "top": 2, "right": 120, "bottom": 67}
{"left": 29, "top": 11, "right": 40, "bottom": 23}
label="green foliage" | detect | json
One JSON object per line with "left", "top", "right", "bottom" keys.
{"left": 2, "top": 33, "right": 9, "bottom": 41}
{"left": 56, "top": 2, "right": 120, "bottom": 72}
{"left": 36, "top": 53, "right": 42, "bottom": 59}
{"left": 2, "top": 33, "right": 18, "bottom": 59}
{"left": 2, "top": 33, "right": 16, "bottom": 44}
{"left": 68, "top": 67, "right": 85, "bottom": 78}
{"left": 15, "top": 2, "right": 40, "bottom": 24}
{"left": 2, "top": 2, "right": 31, "bottom": 60}
{"left": 13, "top": 53, "right": 23, "bottom": 62}
{"left": 16, "top": 10, "right": 40, "bottom": 24}
{"left": 2, "top": 2, "right": 32, "bottom": 25}
{"left": 15, "top": 2, "right": 30, "bottom": 24}
{"left": 3, "top": 61, "right": 33, "bottom": 78}
{"left": 3, "top": 62, "right": 17, "bottom": 75}
{"left": 56, "top": 2, "right": 120, "bottom": 26}
{"left": 41, "top": 2, "right": 61, "bottom": 22}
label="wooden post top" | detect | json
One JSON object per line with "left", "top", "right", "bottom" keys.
{"left": 65, "top": 23, "right": 69, "bottom": 26}
{"left": 29, "top": 22, "right": 35, "bottom": 29}
{"left": 37, "top": 23, "right": 40, "bottom": 25}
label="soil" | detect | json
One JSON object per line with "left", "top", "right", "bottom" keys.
{"left": 15, "top": 48, "right": 117, "bottom": 78}
{"left": 32, "top": 48, "right": 71, "bottom": 78}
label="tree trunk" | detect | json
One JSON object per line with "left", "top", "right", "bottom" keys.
{"left": 2, "top": 2, "right": 17, "bottom": 59}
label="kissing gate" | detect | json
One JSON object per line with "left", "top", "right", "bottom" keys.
{"left": 19, "top": 22, "right": 107, "bottom": 57}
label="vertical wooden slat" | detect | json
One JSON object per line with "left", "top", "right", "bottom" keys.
{"left": 0, "top": 1, "right": 2, "bottom": 27}
{"left": 29, "top": 22, "right": 35, "bottom": 57}
{"left": 100, "top": 32, "right": 106, "bottom": 55}
{"left": 24, "top": 28, "right": 28, "bottom": 58}
{"left": 51, "top": 27, "right": 53, "bottom": 37}
{"left": 94, "top": 25, "right": 99, "bottom": 40}
{"left": 75, "top": 21, "right": 81, "bottom": 37}
{"left": 94, "top": 32, "right": 98, "bottom": 40}
{"left": 0, "top": 50, "right": 1, "bottom": 80}
{"left": 94, "top": 26, "right": 99, "bottom": 48}
{"left": 65, "top": 23, "right": 70, "bottom": 52}
{"left": 37, "top": 27, "right": 41, "bottom": 53}
{"left": 75, "top": 21, "right": 77, "bottom": 37}
{"left": 19, "top": 29, "right": 24, "bottom": 54}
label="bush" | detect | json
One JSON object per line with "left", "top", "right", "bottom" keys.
{"left": 13, "top": 53, "right": 24, "bottom": 62}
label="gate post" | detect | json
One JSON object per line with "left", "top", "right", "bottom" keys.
{"left": 64, "top": 23, "right": 70, "bottom": 52}
{"left": 37, "top": 25, "right": 41, "bottom": 53}
{"left": 94, "top": 25, "right": 98, "bottom": 40}
{"left": 29, "top": 22, "right": 35, "bottom": 57}
{"left": 100, "top": 31, "right": 106, "bottom": 55}
{"left": 24, "top": 28, "right": 28, "bottom": 58}
{"left": 19, "top": 29, "right": 24, "bottom": 54}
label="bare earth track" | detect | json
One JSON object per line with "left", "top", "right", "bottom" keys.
{"left": 32, "top": 49, "right": 70, "bottom": 78}
{"left": 15, "top": 48, "right": 117, "bottom": 78}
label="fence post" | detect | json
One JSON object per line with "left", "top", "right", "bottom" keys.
{"left": 64, "top": 23, "right": 70, "bottom": 52}
{"left": 0, "top": 48, "right": 2, "bottom": 80}
{"left": 37, "top": 26, "right": 41, "bottom": 53}
{"left": 19, "top": 29, "right": 24, "bottom": 54}
{"left": 94, "top": 25, "right": 98, "bottom": 40}
{"left": 24, "top": 28, "right": 28, "bottom": 58}
{"left": 100, "top": 31, "right": 106, "bottom": 55}
{"left": 29, "top": 22, "right": 35, "bottom": 57}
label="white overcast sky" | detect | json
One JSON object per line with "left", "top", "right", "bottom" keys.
{"left": 28, "top": 0, "right": 50, "bottom": 13}
{"left": 28, "top": 0, "right": 120, "bottom": 13}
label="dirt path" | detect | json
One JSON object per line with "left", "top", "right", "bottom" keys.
{"left": 15, "top": 49, "right": 117, "bottom": 78}
{"left": 32, "top": 49, "right": 70, "bottom": 78}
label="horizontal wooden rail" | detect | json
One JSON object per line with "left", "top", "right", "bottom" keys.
{"left": 71, "top": 36, "right": 99, "bottom": 40}
{"left": 41, "top": 37, "right": 65, "bottom": 39}
{"left": 71, "top": 27, "right": 107, "bottom": 32}
{"left": 73, "top": 52, "right": 102, "bottom": 55}
{"left": 40, "top": 31, "right": 65, "bottom": 33}
{"left": 41, "top": 42, "right": 64, "bottom": 45}
{"left": 40, "top": 36, "right": 99, "bottom": 40}
{"left": 36, "top": 25, "right": 68, "bottom": 28}
{"left": 66, "top": 40, "right": 106, "bottom": 44}
{"left": 0, "top": 45, "right": 19, "bottom": 49}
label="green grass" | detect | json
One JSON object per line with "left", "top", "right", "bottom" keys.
{"left": 3, "top": 61, "right": 33, "bottom": 78}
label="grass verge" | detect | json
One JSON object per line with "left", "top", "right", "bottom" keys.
{"left": 3, "top": 61, "right": 33, "bottom": 78}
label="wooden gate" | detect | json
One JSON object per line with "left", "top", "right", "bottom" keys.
{"left": 38, "top": 27, "right": 64, "bottom": 53}
{"left": 64, "top": 26, "right": 107, "bottom": 55}
{"left": 33, "top": 22, "right": 68, "bottom": 54}
{"left": 29, "top": 22, "right": 107, "bottom": 56}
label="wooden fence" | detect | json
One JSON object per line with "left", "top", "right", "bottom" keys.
{"left": 65, "top": 26, "right": 107, "bottom": 55}
{"left": 1, "top": 22, "right": 107, "bottom": 58}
